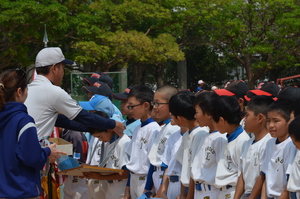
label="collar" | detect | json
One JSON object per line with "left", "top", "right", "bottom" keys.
{"left": 141, "top": 117, "right": 155, "bottom": 127}
{"left": 162, "top": 118, "right": 171, "bottom": 125}
{"left": 188, "top": 126, "right": 200, "bottom": 134}
{"left": 110, "top": 134, "right": 119, "bottom": 144}
{"left": 227, "top": 125, "right": 243, "bottom": 142}
{"left": 126, "top": 118, "right": 136, "bottom": 125}
{"left": 275, "top": 137, "right": 289, "bottom": 145}
{"left": 210, "top": 130, "right": 218, "bottom": 134}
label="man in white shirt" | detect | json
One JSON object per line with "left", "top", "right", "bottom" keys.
{"left": 25, "top": 47, "right": 125, "bottom": 138}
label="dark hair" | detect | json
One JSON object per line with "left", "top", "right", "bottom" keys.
{"left": 211, "top": 96, "right": 241, "bottom": 124}
{"left": 169, "top": 91, "right": 196, "bottom": 120}
{"left": 87, "top": 111, "right": 109, "bottom": 134}
{"left": 194, "top": 91, "right": 219, "bottom": 116}
{"left": 288, "top": 115, "right": 300, "bottom": 142}
{"left": 0, "top": 69, "right": 27, "bottom": 110}
{"left": 267, "top": 99, "right": 290, "bottom": 122}
{"left": 35, "top": 65, "right": 51, "bottom": 75}
{"left": 127, "top": 84, "right": 154, "bottom": 111}
{"left": 36, "top": 62, "right": 63, "bottom": 75}
{"left": 247, "top": 95, "right": 275, "bottom": 116}
{"left": 289, "top": 101, "right": 300, "bottom": 118}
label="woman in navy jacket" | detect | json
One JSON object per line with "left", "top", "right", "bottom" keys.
{"left": 0, "top": 69, "right": 65, "bottom": 198}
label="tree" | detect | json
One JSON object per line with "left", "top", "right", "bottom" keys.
{"left": 71, "top": 0, "right": 184, "bottom": 76}
{"left": 0, "top": 0, "right": 70, "bottom": 70}
{"left": 199, "top": 0, "right": 300, "bottom": 88}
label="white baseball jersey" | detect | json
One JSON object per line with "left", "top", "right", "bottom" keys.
{"left": 240, "top": 133, "right": 271, "bottom": 194}
{"left": 86, "top": 137, "right": 108, "bottom": 199}
{"left": 161, "top": 130, "right": 183, "bottom": 177}
{"left": 287, "top": 149, "right": 300, "bottom": 192}
{"left": 191, "top": 131, "right": 227, "bottom": 185}
{"left": 148, "top": 121, "right": 180, "bottom": 167}
{"left": 125, "top": 118, "right": 160, "bottom": 174}
{"left": 215, "top": 126, "right": 250, "bottom": 188}
{"left": 261, "top": 137, "right": 297, "bottom": 198}
{"left": 103, "top": 135, "right": 130, "bottom": 199}
{"left": 175, "top": 126, "right": 209, "bottom": 187}
{"left": 63, "top": 177, "right": 88, "bottom": 199}
{"left": 104, "top": 135, "right": 130, "bottom": 169}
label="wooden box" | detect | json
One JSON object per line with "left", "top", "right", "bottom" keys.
{"left": 48, "top": 138, "right": 73, "bottom": 155}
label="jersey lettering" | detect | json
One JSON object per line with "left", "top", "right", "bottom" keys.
{"left": 140, "top": 137, "right": 147, "bottom": 149}
{"left": 253, "top": 152, "right": 261, "bottom": 166}
{"left": 275, "top": 157, "right": 284, "bottom": 164}
{"left": 158, "top": 138, "right": 166, "bottom": 151}
{"left": 205, "top": 146, "right": 216, "bottom": 161}
{"left": 227, "top": 155, "right": 233, "bottom": 170}
{"left": 110, "top": 154, "right": 120, "bottom": 167}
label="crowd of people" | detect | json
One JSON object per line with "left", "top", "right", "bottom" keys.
{"left": 0, "top": 47, "right": 300, "bottom": 199}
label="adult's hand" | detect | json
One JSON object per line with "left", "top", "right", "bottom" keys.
{"left": 48, "top": 143, "right": 67, "bottom": 161}
{"left": 114, "top": 121, "right": 126, "bottom": 136}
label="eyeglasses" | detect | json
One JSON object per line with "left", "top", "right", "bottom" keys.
{"left": 151, "top": 101, "right": 169, "bottom": 107}
{"left": 15, "top": 69, "right": 26, "bottom": 89}
{"left": 127, "top": 103, "right": 142, "bottom": 110}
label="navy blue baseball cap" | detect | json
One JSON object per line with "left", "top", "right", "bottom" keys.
{"left": 82, "top": 81, "right": 113, "bottom": 100}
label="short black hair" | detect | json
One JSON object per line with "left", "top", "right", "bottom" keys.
{"left": 194, "top": 91, "right": 219, "bottom": 116}
{"left": 267, "top": 99, "right": 291, "bottom": 122}
{"left": 127, "top": 84, "right": 154, "bottom": 110}
{"left": 288, "top": 115, "right": 300, "bottom": 142}
{"left": 211, "top": 96, "right": 241, "bottom": 124}
{"left": 247, "top": 95, "right": 274, "bottom": 116}
{"left": 88, "top": 111, "right": 109, "bottom": 134}
{"left": 169, "top": 91, "right": 196, "bottom": 120}
{"left": 289, "top": 101, "right": 300, "bottom": 118}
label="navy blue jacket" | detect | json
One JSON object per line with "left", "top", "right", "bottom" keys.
{"left": 0, "top": 102, "right": 50, "bottom": 198}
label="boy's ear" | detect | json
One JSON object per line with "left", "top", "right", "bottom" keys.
{"left": 143, "top": 101, "right": 150, "bottom": 110}
{"left": 257, "top": 113, "right": 265, "bottom": 123}
{"left": 219, "top": 116, "right": 225, "bottom": 124}
{"left": 237, "top": 98, "right": 244, "bottom": 110}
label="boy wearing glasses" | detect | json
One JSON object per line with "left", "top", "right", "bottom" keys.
{"left": 113, "top": 87, "right": 141, "bottom": 138}
{"left": 144, "top": 85, "right": 180, "bottom": 195}
{"left": 124, "top": 85, "right": 161, "bottom": 199}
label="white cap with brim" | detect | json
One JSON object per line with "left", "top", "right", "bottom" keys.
{"left": 35, "top": 47, "right": 75, "bottom": 67}
{"left": 78, "top": 94, "right": 114, "bottom": 118}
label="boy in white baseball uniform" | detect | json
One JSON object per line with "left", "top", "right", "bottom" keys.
{"left": 210, "top": 96, "right": 250, "bottom": 199}
{"left": 258, "top": 100, "right": 297, "bottom": 199}
{"left": 113, "top": 87, "right": 141, "bottom": 138}
{"left": 79, "top": 94, "right": 116, "bottom": 199}
{"left": 188, "top": 91, "right": 227, "bottom": 199}
{"left": 124, "top": 85, "right": 161, "bottom": 199}
{"left": 157, "top": 121, "right": 187, "bottom": 199}
{"left": 233, "top": 96, "right": 274, "bottom": 199}
{"left": 169, "top": 91, "right": 209, "bottom": 198}
{"left": 286, "top": 115, "right": 300, "bottom": 199}
{"left": 144, "top": 85, "right": 180, "bottom": 195}
{"left": 83, "top": 111, "right": 130, "bottom": 199}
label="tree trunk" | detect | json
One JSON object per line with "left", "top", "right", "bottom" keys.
{"left": 177, "top": 59, "right": 187, "bottom": 89}
{"left": 243, "top": 55, "right": 256, "bottom": 89}
{"left": 155, "top": 64, "right": 166, "bottom": 88}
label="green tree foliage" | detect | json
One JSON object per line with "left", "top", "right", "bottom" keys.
{"left": 72, "top": 0, "right": 184, "bottom": 73}
{"left": 0, "top": 0, "right": 299, "bottom": 89}
{"left": 0, "top": 0, "right": 69, "bottom": 70}
{"left": 198, "top": 0, "right": 300, "bottom": 88}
